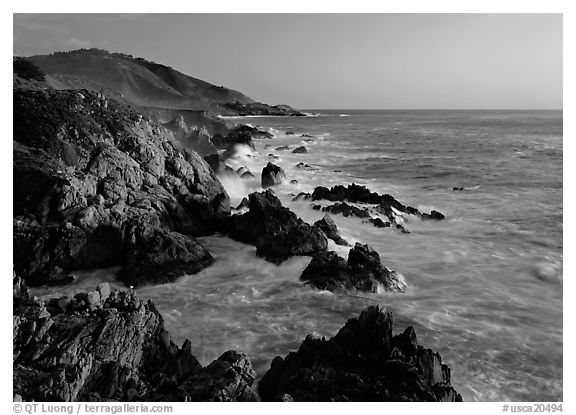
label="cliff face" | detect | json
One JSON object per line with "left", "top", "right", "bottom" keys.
{"left": 14, "top": 82, "right": 230, "bottom": 287}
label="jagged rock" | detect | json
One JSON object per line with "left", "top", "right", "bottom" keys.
{"left": 235, "top": 166, "right": 255, "bottom": 179}
{"left": 292, "top": 192, "right": 311, "bottom": 201}
{"left": 118, "top": 228, "right": 215, "bottom": 287}
{"left": 13, "top": 87, "right": 229, "bottom": 287}
{"left": 369, "top": 217, "right": 390, "bottom": 228}
{"left": 275, "top": 145, "right": 290, "bottom": 151}
{"left": 261, "top": 162, "right": 287, "bottom": 188}
{"left": 300, "top": 243, "right": 405, "bottom": 293}
{"left": 322, "top": 202, "right": 371, "bottom": 218}
{"left": 179, "top": 351, "right": 258, "bottom": 401}
{"left": 313, "top": 214, "right": 349, "bottom": 246}
{"left": 292, "top": 146, "right": 308, "bottom": 154}
{"left": 312, "top": 184, "right": 444, "bottom": 221}
{"left": 13, "top": 278, "right": 258, "bottom": 402}
{"left": 422, "top": 210, "right": 446, "bottom": 221}
{"left": 259, "top": 305, "right": 462, "bottom": 402}
{"left": 223, "top": 190, "right": 328, "bottom": 264}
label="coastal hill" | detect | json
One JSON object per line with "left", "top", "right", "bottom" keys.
{"left": 27, "top": 48, "right": 303, "bottom": 117}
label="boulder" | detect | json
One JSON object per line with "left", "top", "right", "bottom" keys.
{"left": 258, "top": 305, "right": 462, "bottom": 402}
{"left": 300, "top": 243, "right": 405, "bottom": 293}
{"left": 261, "top": 162, "right": 287, "bottom": 188}
{"left": 13, "top": 278, "right": 258, "bottom": 402}
{"left": 224, "top": 190, "right": 328, "bottom": 264}
{"left": 313, "top": 214, "right": 349, "bottom": 246}
{"left": 291, "top": 146, "right": 308, "bottom": 154}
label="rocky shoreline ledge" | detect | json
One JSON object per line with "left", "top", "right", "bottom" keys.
{"left": 13, "top": 55, "right": 460, "bottom": 402}
{"left": 13, "top": 276, "right": 461, "bottom": 402}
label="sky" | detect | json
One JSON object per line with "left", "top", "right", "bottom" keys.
{"left": 13, "top": 13, "right": 562, "bottom": 109}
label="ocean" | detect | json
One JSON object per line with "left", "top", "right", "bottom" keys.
{"left": 32, "top": 110, "right": 563, "bottom": 402}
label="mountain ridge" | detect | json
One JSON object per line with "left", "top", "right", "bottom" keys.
{"left": 26, "top": 48, "right": 303, "bottom": 117}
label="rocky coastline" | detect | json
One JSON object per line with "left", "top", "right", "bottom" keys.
{"left": 13, "top": 54, "right": 461, "bottom": 402}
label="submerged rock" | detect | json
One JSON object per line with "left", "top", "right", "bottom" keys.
{"left": 259, "top": 305, "right": 462, "bottom": 402}
{"left": 261, "top": 162, "right": 287, "bottom": 188}
{"left": 13, "top": 278, "right": 258, "bottom": 402}
{"left": 300, "top": 243, "right": 405, "bottom": 293}
{"left": 313, "top": 214, "right": 349, "bottom": 246}
{"left": 224, "top": 190, "right": 328, "bottom": 264}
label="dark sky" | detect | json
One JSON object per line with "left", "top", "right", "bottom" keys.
{"left": 13, "top": 13, "right": 562, "bottom": 109}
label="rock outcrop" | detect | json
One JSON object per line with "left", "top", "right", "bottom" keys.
{"left": 300, "top": 243, "right": 405, "bottom": 293}
{"left": 310, "top": 184, "right": 444, "bottom": 232}
{"left": 322, "top": 202, "right": 371, "bottom": 218}
{"left": 261, "top": 162, "right": 287, "bottom": 188}
{"left": 292, "top": 146, "right": 308, "bottom": 154}
{"left": 223, "top": 190, "right": 328, "bottom": 264}
{"left": 313, "top": 214, "right": 349, "bottom": 246}
{"left": 13, "top": 86, "right": 230, "bottom": 287}
{"left": 259, "top": 305, "right": 462, "bottom": 402}
{"left": 13, "top": 276, "right": 258, "bottom": 402}
{"left": 312, "top": 183, "right": 444, "bottom": 220}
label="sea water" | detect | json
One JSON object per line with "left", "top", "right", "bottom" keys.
{"left": 33, "top": 110, "right": 562, "bottom": 401}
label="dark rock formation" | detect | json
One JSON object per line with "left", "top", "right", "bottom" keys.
{"left": 295, "top": 162, "right": 317, "bottom": 171}
{"left": 369, "top": 217, "right": 390, "bottom": 228}
{"left": 300, "top": 243, "right": 405, "bottom": 293}
{"left": 312, "top": 184, "right": 418, "bottom": 214}
{"left": 118, "top": 228, "right": 215, "bottom": 287}
{"left": 322, "top": 202, "right": 371, "bottom": 218}
{"left": 313, "top": 214, "right": 349, "bottom": 246}
{"left": 285, "top": 131, "right": 295, "bottom": 135}
{"left": 261, "top": 162, "right": 287, "bottom": 188}
{"left": 259, "top": 305, "right": 462, "bottom": 402}
{"left": 223, "top": 190, "right": 328, "bottom": 264}
{"left": 13, "top": 277, "right": 258, "bottom": 402}
{"left": 423, "top": 210, "right": 446, "bottom": 221}
{"left": 292, "top": 192, "right": 311, "bottom": 201}
{"left": 13, "top": 86, "right": 230, "bottom": 287}
{"left": 312, "top": 184, "right": 445, "bottom": 227}
{"left": 292, "top": 146, "right": 308, "bottom": 154}
{"left": 275, "top": 145, "right": 290, "bottom": 151}
{"left": 236, "top": 167, "right": 255, "bottom": 179}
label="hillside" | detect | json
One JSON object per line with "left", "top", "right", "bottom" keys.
{"left": 27, "top": 49, "right": 302, "bottom": 116}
